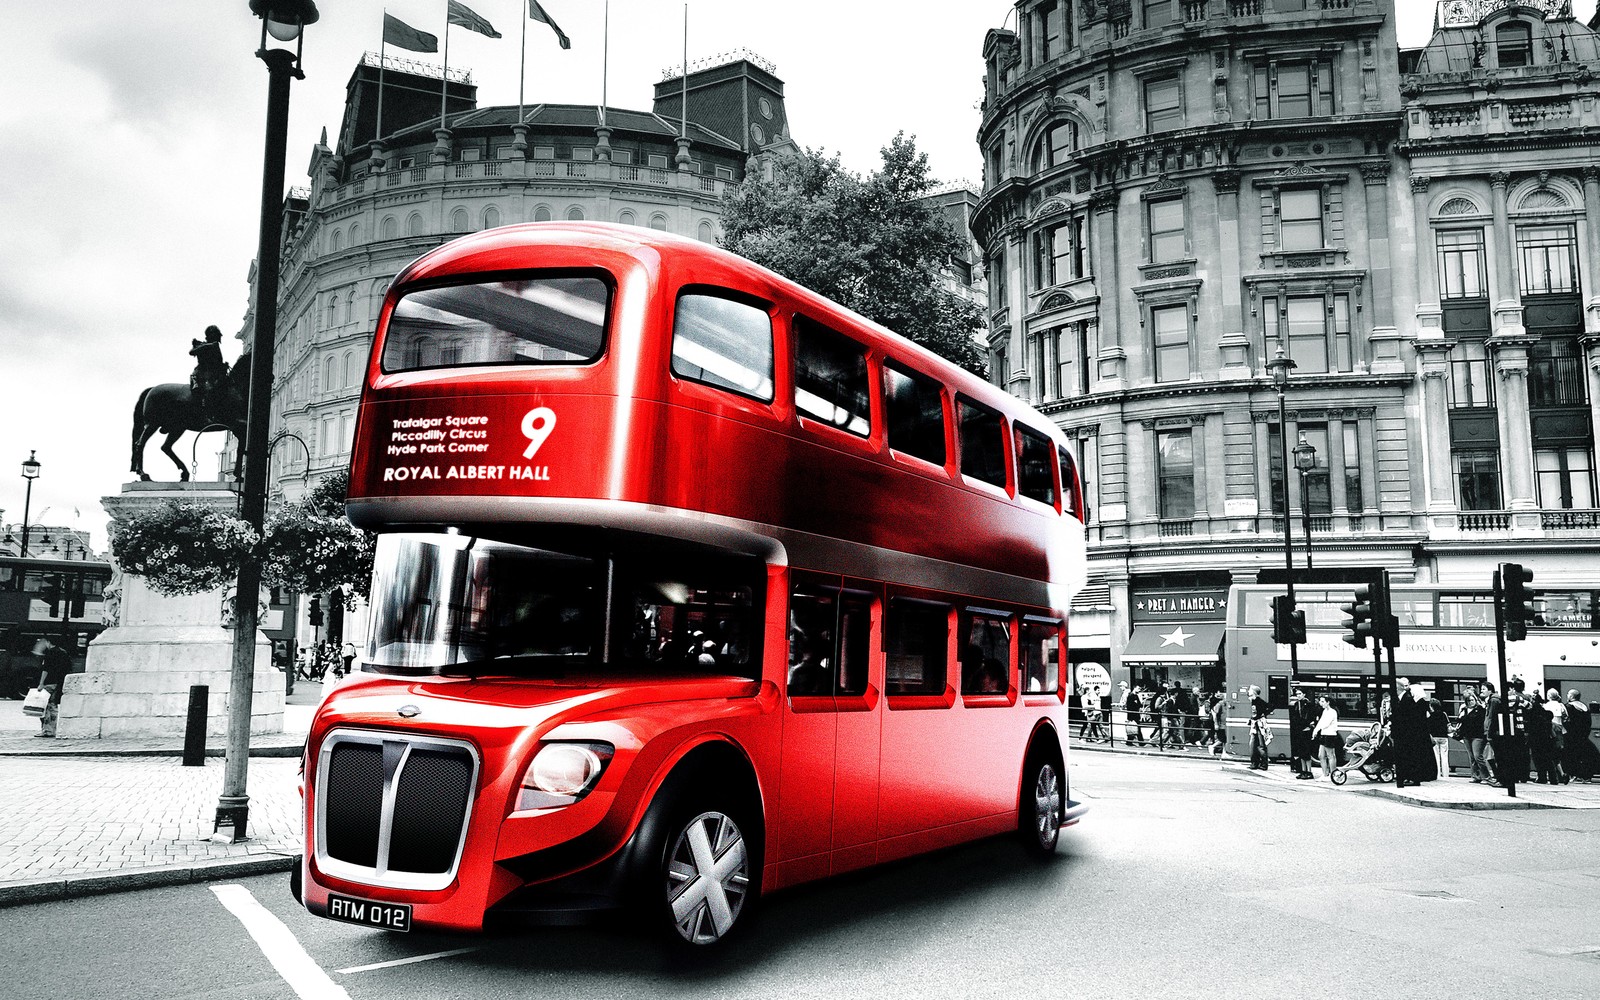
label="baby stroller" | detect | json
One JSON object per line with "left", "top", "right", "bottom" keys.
{"left": 1329, "top": 722, "right": 1394, "bottom": 785}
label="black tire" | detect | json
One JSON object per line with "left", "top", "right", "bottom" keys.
{"left": 1330, "top": 767, "right": 1347, "bottom": 786}
{"left": 1018, "top": 750, "right": 1065, "bottom": 856}
{"left": 652, "top": 800, "right": 761, "bottom": 948}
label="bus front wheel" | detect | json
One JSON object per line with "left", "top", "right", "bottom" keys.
{"left": 655, "top": 803, "right": 759, "bottom": 947}
{"left": 1019, "top": 750, "right": 1064, "bottom": 856}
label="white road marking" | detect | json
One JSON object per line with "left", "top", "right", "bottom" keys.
{"left": 337, "top": 946, "right": 479, "bottom": 975}
{"left": 210, "top": 884, "right": 352, "bottom": 1000}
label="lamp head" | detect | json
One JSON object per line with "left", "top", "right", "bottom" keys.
{"left": 250, "top": 0, "right": 320, "bottom": 38}
{"left": 1293, "top": 431, "right": 1317, "bottom": 472}
{"left": 21, "top": 450, "right": 40, "bottom": 480}
{"left": 1266, "top": 346, "right": 1295, "bottom": 388}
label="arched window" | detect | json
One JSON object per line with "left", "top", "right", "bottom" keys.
{"left": 1496, "top": 22, "right": 1532, "bottom": 68}
{"left": 450, "top": 207, "right": 469, "bottom": 233}
{"left": 325, "top": 296, "right": 337, "bottom": 328}
{"left": 324, "top": 355, "right": 337, "bottom": 387}
{"left": 698, "top": 220, "right": 715, "bottom": 243}
{"left": 441, "top": 338, "right": 464, "bottom": 366}
{"left": 380, "top": 215, "right": 398, "bottom": 239}
{"left": 344, "top": 289, "right": 356, "bottom": 327}
{"left": 330, "top": 228, "right": 344, "bottom": 251}
{"left": 533, "top": 204, "right": 553, "bottom": 222}
{"left": 1436, "top": 197, "right": 1480, "bottom": 218}
{"left": 406, "top": 212, "right": 426, "bottom": 236}
{"left": 1032, "top": 121, "right": 1078, "bottom": 171}
{"left": 344, "top": 351, "right": 356, "bottom": 387}
{"left": 618, "top": 209, "right": 637, "bottom": 226}
{"left": 648, "top": 213, "right": 669, "bottom": 231}
{"left": 405, "top": 336, "right": 436, "bottom": 369}
{"left": 482, "top": 205, "right": 500, "bottom": 229}
{"left": 567, "top": 205, "right": 586, "bottom": 221}
{"left": 348, "top": 221, "right": 360, "bottom": 245}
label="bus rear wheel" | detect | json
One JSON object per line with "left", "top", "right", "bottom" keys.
{"left": 657, "top": 806, "right": 758, "bottom": 947}
{"left": 1019, "top": 751, "right": 1064, "bottom": 856}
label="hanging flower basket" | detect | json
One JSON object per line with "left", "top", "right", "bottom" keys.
{"left": 259, "top": 505, "right": 375, "bottom": 608}
{"left": 109, "top": 502, "right": 259, "bottom": 596}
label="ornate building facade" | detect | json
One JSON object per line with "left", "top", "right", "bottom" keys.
{"left": 974, "top": 0, "right": 1413, "bottom": 684}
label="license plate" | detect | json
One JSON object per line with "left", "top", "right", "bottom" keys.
{"left": 327, "top": 893, "right": 412, "bottom": 932}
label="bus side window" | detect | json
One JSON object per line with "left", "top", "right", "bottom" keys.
{"left": 788, "top": 587, "right": 837, "bottom": 696}
{"left": 1020, "top": 618, "right": 1061, "bottom": 694}
{"left": 671, "top": 290, "right": 775, "bottom": 401}
{"left": 835, "top": 592, "right": 872, "bottom": 696}
{"left": 1014, "top": 425, "right": 1056, "bottom": 506}
{"left": 960, "top": 611, "right": 1012, "bottom": 695}
{"left": 885, "top": 599, "right": 950, "bottom": 696}
{"left": 956, "top": 396, "right": 1008, "bottom": 490}
{"left": 794, "top": 316, "right": 871, "bottom": 437}
{"left": 883, "top": 362, "right": 947, "bottom": 466}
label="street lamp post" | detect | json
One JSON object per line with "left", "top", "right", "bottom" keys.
{"left": 1266, "top": 348, "right": 1300, "bottom": 681}
{"left": 19, "top": 452, "right": 40, "bottom": 558}
{"left": 217, "top": 0, "right": 319, "bottom": 842}
{"left": 1294, "top": 432, "right": 1318, "bottom": 570}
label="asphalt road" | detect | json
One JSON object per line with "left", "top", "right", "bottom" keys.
{"left": 4, "top": 752, "right": 1598, "bottom": 1000}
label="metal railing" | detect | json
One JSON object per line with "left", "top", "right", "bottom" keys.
{"left": 1530, "top": 354, "right": 1587, "bottom": 407}
{"left": 1070, "top": 702, "right": 1229, "bottom": 755}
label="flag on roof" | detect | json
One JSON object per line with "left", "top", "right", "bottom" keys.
{"left": 382, "top": 12, "right": 438, "bottom": 53}
{"left": 528, "top": 0, "right": 571, "bottom": 49}
{"left": 448, "top": 1, "right": 502, "bottom": 38}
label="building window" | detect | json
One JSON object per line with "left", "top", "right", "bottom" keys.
{"left": 611, "top": 149, "right": 635, "bottom": 164}
{"left": 1437, "top": 229, "right": 1486, "bottom": 299}
{"left": 649, "top": 213, "right": 669, "bottom": 231}
{"left": 714, "top": 165, "right": 735, "bottom": 180}
{"left": 618, "top": 209, "right": 637, "bottom": 226}
{"left": 571, "top": 146, "right": 594, "bottom": 161}
{"left": 1148, "top": 197, "right": 1185, "bottom": 263}
{"left": 1039, "top": 1, "right": 1065, "bottom": 61}
{"left": 1496, "top": 22, "right": 1533, "bottom": 68}
{"left": 648, "top": 153, "right": 669, "bottom": 169}
{"left": 1516, "top": 224, "right": 1578, "bottom": 295}
{"left": 1143, "top": 0, "right": 1174, "bottom": 29}
{"left": 698, "top": 220, "right": 715, "bottom": 242}
{"left": 482, "top": 205, "right": 501, "bottom": 229}
{"left": 567, "top": 206, "right": 586, "bottom": 221}
{"left": 1156, "top": 428, "right": 1194, "bottom": 520}
{"left": 1033, "top": 121, "right": 1078, "bottom": 171}
{"left": 1026, "top": 331, "right": 1053, "bottom": 403}
{"left": 958, "top": 396, "right": 1009, "bottom": 488}
{"left": 1537, "top": 447, "right": 1596, "bottom": 509}
{"left": 450, "top": 207, "right": 469, "bottom": 233}
{"left": 532, "top": 146, "right": 555, "bottom": 159}
{"left": 1342, "top": 423, "right": 1364, "bottom": 512}
{"left": 1253, "top": 61, "right": 1334, "bottom": 119}
{"left": 1152, "top": 304, "right": 1190, "bottom": 382}
{"left": 1263, "top": 293, "right": 1352, "bottom": 374}
{"left": 1448, "top": 339, "right": 1494, "bottom": 407}
{"left": 989, "top": 249, "right": 1008, "bottom": 311}
{"left": 1531, "top": 337, "right": 1587, "bottom": 408}
{"left": 1279, "top": 188, "right": 1324, "bottom": 251}
{"left": 1057, "top": 320, "right": 1098, "bottom": 396}
{"left": 1286, "top": 297, "right": 1328, "bottom": 374}
{"left": 533, "top": 204, "right": 553, "bottom": 222}
{"left": 1455, "top": 450, "right": 1502, "bottom": 510}
{"left": 1144, "top": 75, "right": 1183, "bottom": 133}
{"left": 406, "top": 213, "right": 426, "bottom": 237}
{"left": 1034, "top": 217, "right": 1086, "bottom": 288}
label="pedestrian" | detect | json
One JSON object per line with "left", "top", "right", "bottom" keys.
{"left": 1392, "top": 678, "right": 1437, "bottom": 786}
{"left": 32, "top": 637, "right": 75, "bottom": 738}
{"left": 1311, "top": 694, "right": 1341, "bottom": 783}
{"left": 1481, "top": 680, "right": 1505, "bottom": 785}
{"left": 1427, "top": 694, "right": 1451, "bottom": 778}
{"left": 1084, "top": 685, "right": 1107, "bottom": 742}
{"left": 1248, "top": 685, "right": 1272, "bottom": 770}
{"left": 1209, "top": 692, "right": 1226, "bottom": 756}
{"left": 340, "top": 641, "right": 357, "bottom": 679}
{"left": 1525, "top": 691, "right": 1561, "bottom": 784}
{"left": 1563, "top": 690, "right": 1598, "bottom": 782}
{"left": 1159, "top": 683, "right": 1181, "bottom": 749}
{"left": 1546, "top": 689, "right": 1570, "bottom": 784}
{"left": 1121, "top": 682, "right": 1144, "bottom": 746}
{"left": 1455, "top": 690, "right": 1490, "bottom": 783}
{"left": 1289, "top": 689, "right": 1317, "bottom": 779}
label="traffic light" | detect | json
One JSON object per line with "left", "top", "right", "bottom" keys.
{"left": 1270, "top": 595, "right": 1306, "bottom": 645}
{"left": 41, "top": 581, "right": 61, "bottom": 617}
{"left": 68, "top": 579, "right": 85, "bottom": 618}
{"left": 1503, "top": 562, "right": 1541, "bottom": 642}
{"left": 308, "top": 596, "right": 324, "bottom": 627}
{"left": 1340, "top": 585, "right": 1375, "bottom": 648}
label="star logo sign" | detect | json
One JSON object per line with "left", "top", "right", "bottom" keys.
{"left": 1158, "top": 626, "right": 1195, "bottom": 648}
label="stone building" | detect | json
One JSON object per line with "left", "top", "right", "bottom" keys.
{"left": 243, "top": 50, "right": 792, "bottom": 650}
{"left": 973, "top": 0, "right": 1415, "bottom": 686}
{"left": 1399, "top": 0, "right": 1600, "bottom": 585}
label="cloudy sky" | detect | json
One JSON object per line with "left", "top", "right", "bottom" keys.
{"left": 0, "top": 0, "right": 1583, "bottom": 550}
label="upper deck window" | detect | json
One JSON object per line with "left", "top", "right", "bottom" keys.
{"left": 958, "top": 395, "right": 1008, "bottom": 489}
{"left": 794, "top": 316, "right": 870, "bottom": 436}
{"left": 671, "top": 291, "right": 775, "bottom": 401}
{"left": 1014, "top": 425, "right": 1057, "bottom": 506}
{"left": 883, "top": 362, "right": 946, "bottom": 466}
{"left": 381, "top": 274, "right": 610, "bottom": 373}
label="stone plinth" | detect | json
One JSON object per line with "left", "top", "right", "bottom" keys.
{"left": 56, "top": 483, "right": 282, "bottom": 740}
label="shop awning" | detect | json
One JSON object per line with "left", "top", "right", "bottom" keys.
{"left": 1119, "top": 623, "right": 1225, "bottom": 666}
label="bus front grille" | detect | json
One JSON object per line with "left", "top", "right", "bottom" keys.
{"left": 315, "top": 731, "right": 478, "bottom": 891}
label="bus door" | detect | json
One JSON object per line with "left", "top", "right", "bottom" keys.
{"left": 776, "top": 575, "right": 841, "bottom": 881}
{"left": 829, "top": 580, "right": 881, "bottom": 875}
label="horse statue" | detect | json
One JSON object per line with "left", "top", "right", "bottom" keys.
{"left": 130, "top": 353, "right": 252, "bottom": 482}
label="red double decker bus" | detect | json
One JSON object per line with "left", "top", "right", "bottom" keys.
{"left": 295, "top": 223, "right": 1088, "bottom": 946}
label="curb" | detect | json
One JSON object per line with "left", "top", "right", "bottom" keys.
{"left": 0, "top": 743, "right": 305, "bottom": 760}
{"left": 1071, "top": 742, "right": 1240, "bottom": 763}
{"left": 1353, "top": 787, "right": 1554, "bottom": 811}
{"left": 0, "top": 853, "right": 298, "bottom": 909}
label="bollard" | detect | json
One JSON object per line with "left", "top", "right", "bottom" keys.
{"left": 182, "top": 684, "right": 209, "bottom": 767}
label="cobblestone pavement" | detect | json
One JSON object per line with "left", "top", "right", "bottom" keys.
{"left": 0, "top": 755, "right": 302, "bottom": 884}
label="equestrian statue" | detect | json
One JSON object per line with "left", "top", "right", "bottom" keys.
{"left": 130, "top": 325, "right": 252, "bottom": 482}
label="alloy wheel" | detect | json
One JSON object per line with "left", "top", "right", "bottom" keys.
{"left": 1034, "top": 762, "right": 1062, "bottom": 850}
{"left": 665, "top": 810, "right": 750, "bottom": 945}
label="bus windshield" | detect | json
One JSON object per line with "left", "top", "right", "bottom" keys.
{"left": 365, "top": 532, "right": 760, "bottom": 679}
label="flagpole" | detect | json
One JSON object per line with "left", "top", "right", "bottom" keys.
{"left": 518, "top": 0, "right": 527, "bottom": 126}
{"left": 377, "top": 10, "right": 387, "bottom": 143}
{"left": 440, "top": 2, "right": 452, "bottom": 131}
{"left": 681, "top": 4, "right": 688, "bottom": 140}
{"left": 600, "top": 0, "right": 609, "bottom": 127}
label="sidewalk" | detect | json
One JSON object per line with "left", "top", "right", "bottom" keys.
{"left": 1227, "top": 757, "right": 1600, "bottom": 810}
{"left": 0, "top": 679, "right": 328, "bottom": 907}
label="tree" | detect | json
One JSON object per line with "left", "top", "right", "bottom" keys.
{"left": 721, "top": 133, "right": 988, "bottom": 375}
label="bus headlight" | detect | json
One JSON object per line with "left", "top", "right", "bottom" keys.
{"left": 517, "top": 742, "right": 614, "bottom": 811}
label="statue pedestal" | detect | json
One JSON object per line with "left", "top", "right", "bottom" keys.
{"left": 56, "top": 483, "right": 283, "bottom": 740}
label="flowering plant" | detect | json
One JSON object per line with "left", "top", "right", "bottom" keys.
{"left": 258, "top": 470, "right": 376, "bottom": 608}
{"left": 109, "top": 502, "right": 260, "bottom": 596}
